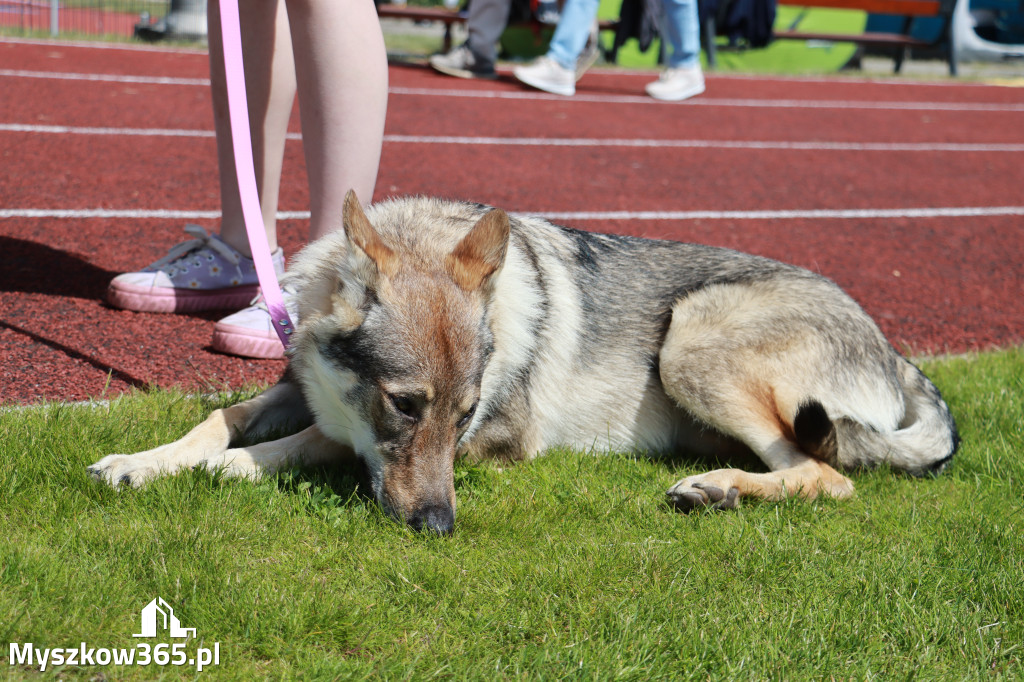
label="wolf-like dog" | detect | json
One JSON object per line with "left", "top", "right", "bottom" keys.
{"left": 90, "top": 192, "right": 959, "bottom": 534}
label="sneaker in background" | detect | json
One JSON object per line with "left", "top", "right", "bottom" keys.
{"left": 513, "top": 56, "right": 575, "bottom": 96}
{"left": 644, "top": 65, "right": 705, "bottom": 102}
{"left": 429, "top": 44, "right": 498, "bottom": 80}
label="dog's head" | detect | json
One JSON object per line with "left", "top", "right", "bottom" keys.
{"left": 291, "top": 192, "right": 509, "bottom": 535}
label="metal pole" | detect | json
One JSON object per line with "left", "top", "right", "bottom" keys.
{"left": 50, "top": 0, "right": 58, "bottom": 37}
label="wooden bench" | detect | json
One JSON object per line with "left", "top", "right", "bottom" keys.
{"left": 376, "top": 3, "right": 620, "bottom": 56}
{"left": 376, "top": 4, "right": 468, "bottom": 53}
{"left": 705, "top": 0, "right": 958, "bottom": 74}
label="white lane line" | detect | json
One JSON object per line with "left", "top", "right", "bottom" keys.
{"left": 0, "top": 36, "right": 207, "bottom": 55}
{"left": 384, "top": 134, "right": 1024, "bottom": 153}
{"left": 388, "top": 86, "right": 1024, "bottom": 112}
{"left": 3, "top": 68, "right": 1023, "bottom": 112}
{"left": 5, "top": 123, "right": 1022, "bottom": 152}
{"left": 4, "top": 207, "right": 1024, "bottom": 221}
{"left": 533, "top": 206, "right": 1024, "bottom": 220}
{"left": 0, "top": 68, "right": 210, "bottom": 86}
{"left": 1, "top": 123, "right": 217, "bottom": 137}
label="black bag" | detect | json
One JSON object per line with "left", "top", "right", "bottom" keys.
{"left": 700, "top": 0, "right": 776, "bottom": 49}
{"left": 613, "top": 0, "right": 665, "bottom": 55}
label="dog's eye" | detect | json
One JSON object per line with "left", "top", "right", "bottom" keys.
{"left": 389, "top": 394, "right": 417, "bottom": 420}
{"left": 457, "top": 403, "right": 477, "bottom": 429}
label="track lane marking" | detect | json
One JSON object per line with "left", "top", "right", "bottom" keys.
{"left": 0, "top": 68, "right": 210, "bottom": 86}
{"left": 388, "top": 86, "right": 1024, "bottom": 112}
{"left": 4, "top": 123, "right": 1023, "bottom": 152}
{"left": 4, "top": 207, "right": 1024, "bottom": 221}
{"left": 3, "top": 69, "right": 1024, "bottom": 112}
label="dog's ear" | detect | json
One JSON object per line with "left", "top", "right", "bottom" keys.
{"left": 342, "top": 190, "right": 397, "bottom": 279}
{"left": 446, "top": 208, "right": 510, "bottom": 291}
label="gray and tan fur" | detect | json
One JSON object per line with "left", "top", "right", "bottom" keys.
{"left": 90, "top": 193, "right": 959, "bottom": 534}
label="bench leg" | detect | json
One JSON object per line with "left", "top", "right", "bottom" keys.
{"left": 944, "top": 14, "right": 958, "bottom": 76}
{"left": 703, "top": 16, "right": 717, "bottom": 69}
{"left": 894, "top": 44, "right": 908, "bottom": 73}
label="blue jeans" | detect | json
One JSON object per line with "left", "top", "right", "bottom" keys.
{"left": 547, "top": 0, "right": 700, "bottom": 70}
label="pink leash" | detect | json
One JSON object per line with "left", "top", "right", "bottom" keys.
{"left": 218, "top": 0, "right": 294, "bottom": 349}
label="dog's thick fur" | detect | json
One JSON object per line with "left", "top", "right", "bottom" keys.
{"left": 90, "top": 193, "right": 959, "bottom": 534}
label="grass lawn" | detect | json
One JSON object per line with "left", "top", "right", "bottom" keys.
{"left": 1, "top": 347, "right": 1022, "bottom": 679}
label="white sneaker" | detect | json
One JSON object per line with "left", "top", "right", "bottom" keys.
{"left": 514, "top": 56, "right": 575, "bottom": 96}
{"left": 211, "top": 285, "right": 299, "bottom": 359}
{"left": 644, "top": 65, "right": 705, "bottom": 102}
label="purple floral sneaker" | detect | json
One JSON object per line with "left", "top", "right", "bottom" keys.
{"left": 107, "top": 225, "right": 284, "bottom": 314}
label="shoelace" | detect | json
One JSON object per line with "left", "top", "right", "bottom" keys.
{"left": 246, "top": 283, "right": 299, "bottom": 318}
{"left": 148, "top": 225, "right": 243, "bottom": 275}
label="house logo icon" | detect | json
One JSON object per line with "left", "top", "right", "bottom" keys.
{"left": 133, "top": 597, "right": 197, "bottom": 638}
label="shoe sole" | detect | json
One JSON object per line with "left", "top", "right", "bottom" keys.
{"left": 211, "top": 322, "right": 286, "bottom": 359}
{"left": 106, "top": 282, "right": 260, "bottom": 313}
{"left": 513, "top": 69, "right": 575, "bottom": 96}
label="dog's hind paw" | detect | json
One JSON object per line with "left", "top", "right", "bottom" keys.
{"left": 666, "top": 479, "right": 740, "bottom": 512}
{"left": 87, "top": 454, "right": 161, "bottom": 489}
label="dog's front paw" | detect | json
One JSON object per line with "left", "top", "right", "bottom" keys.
{"left": 88, "top": 454, "right": 162, "bottom": 489}
{"left": 666, "top": 474, "right": 740, "bottom": 512}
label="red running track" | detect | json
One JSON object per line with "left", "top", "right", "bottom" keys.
{"left": 1, "top": 38, "right": 1023, "bottom": 404}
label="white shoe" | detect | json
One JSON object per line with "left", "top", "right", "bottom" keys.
{"left": 211, "top": 285, "right": 299, "bottom": 359}
{"left": 645, "top": 65, "right": 705, "bottom": 102}
{"left": 514, "top": 56, "right": 575, "bottom": 96}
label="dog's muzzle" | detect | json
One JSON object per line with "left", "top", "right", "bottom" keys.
{"left": 408, "top": 503, "right": 455, "bottom": 536}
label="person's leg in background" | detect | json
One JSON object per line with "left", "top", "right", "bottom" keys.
{"left": 645, "top": 0, "right": 705, "bottom": 101}
{"left": 430, "top": 0, "right": 513, "bottom": 79}
{"left": 512, "top": 0, "right": 599, "bottom": 96}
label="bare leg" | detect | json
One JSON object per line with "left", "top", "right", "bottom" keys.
{"left": 285, "top": 0, "right": 389, "bottom": 240}
{"left": 208, "top": 0, "right": 297, "bottom": 256}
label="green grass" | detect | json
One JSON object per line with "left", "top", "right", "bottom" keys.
{"left": 1, "top": 348, "right": 1022, "bottom": 679}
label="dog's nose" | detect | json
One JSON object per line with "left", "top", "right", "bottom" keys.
{"left": 408, "top": 503, "right": 455, "bottom": 536}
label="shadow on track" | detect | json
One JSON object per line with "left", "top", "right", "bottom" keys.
{"left": 0, "top": 236, "right": 117, "bottom": 300}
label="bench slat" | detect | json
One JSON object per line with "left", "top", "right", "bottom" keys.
{"left": 774, "top": 30, "right": 931, "bottom": 45}
{"left": 377, "top": 5, "right": 464, "bottom": 22}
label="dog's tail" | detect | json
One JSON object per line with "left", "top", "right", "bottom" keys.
{"left": 793, "top": 362, "right": 959, "bottom": 476}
